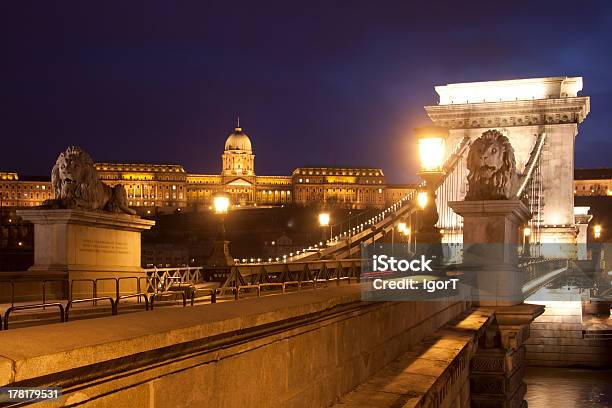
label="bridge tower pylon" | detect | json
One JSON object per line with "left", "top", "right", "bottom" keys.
{"left": 425, "top": 76, "right": 590, "bottom": 257}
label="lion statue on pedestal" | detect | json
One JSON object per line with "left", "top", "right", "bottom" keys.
{"left": 43, "top": 146, "right": 136, "bottom": 215}
{"left": 465, "top": 130, "right": 519, "bottom": 200}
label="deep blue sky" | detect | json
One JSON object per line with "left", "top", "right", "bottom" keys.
{"left": 1, "top": 1, "right": 611, "bottom": 183}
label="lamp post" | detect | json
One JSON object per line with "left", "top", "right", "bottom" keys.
{"left": 523, "top": 226, "right": 531, "bottom": 258}
{"left": 405, "top": 226, "right": 412, "bottom": 255}
{"left": 593, "top": 224, "right": 602, "bottom": 272}
{"left": 207, "top": 193, "right": 234, "bottom": 267}
{"left": 214, "top": 193, "right": 230, "bottom": 237}
{"left": 396, "top": 221, "right": 408, "bottom": 256}
{"left": 414, "top": 126, "right": 447, "bottom": 245}
{"left": 397, "top": 221, "right": 407, "bottom": 235}
{"left": 318, "top": 212, "right": 330, "bottom": 243}
{"left": 594, "top": 224, "right": 602, "bottom": 240}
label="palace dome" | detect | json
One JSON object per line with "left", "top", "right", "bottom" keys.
{"left": 224, "top": 126, "right": 252, "bottom": 152}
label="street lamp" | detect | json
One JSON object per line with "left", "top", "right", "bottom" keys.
{"left": 594, "top": 225, "right": 602, "bottom": 240}
{"left": 207, "top": 193, "right": 234, "bottom": 267}
{"left": 415, "top": 126, "right": 447, "bottom": 242}
{"left": 413, "top": 126, "right": 447, "bottom": 270}
{"left": 418, "top": 131, "right": 446, "bottom": 172}
{"left": 417, "top": 191, "right": 428, "bottom": 209}
{"left": 523, "top": 226, "right": 531, "bottom": 257}
{"left": 213, "top": 194, "right": 230, "bottom": 216}
{"left": 213, "top": 193, "right": 230, "bottom": 239}
{"left": 318, "top": 212, "right": 331, "bottom": 243}
{"left": 593, "top": 224, "right": 602, "bottom": 272}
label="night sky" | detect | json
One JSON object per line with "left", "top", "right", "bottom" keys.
{"left": 2, "top": 1, "right": 612, "bottom": 183}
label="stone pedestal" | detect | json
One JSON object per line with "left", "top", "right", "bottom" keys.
{"left": 207, "top": 240, "right": 235, "bottom": 267}
{"left": 449, "top": 200, "right": 531, "bottom": 307}
{"left": 17, "top": 209, "right": 155, "bottom": 298}
{"left": 471, "top": 304, "right": 544, "bottom": 408}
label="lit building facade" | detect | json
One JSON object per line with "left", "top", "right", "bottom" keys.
{"left": 96, "top": 164, "right": 188, "bottom": 209}
{"left": 292, "top": 167, "right": 387, "bottom": 207}
{"left": 574, "top": 168, "right": 612, "bottom": 196}
{"left": 1, "top": 124, "right": 414, "bottom": 212}
{"left": 0, "top": 172, "right": 52, "bottom": 208}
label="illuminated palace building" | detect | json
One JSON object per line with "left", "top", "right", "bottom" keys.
{"left": 1, "top": 124, "right": 414, "bottom": 213}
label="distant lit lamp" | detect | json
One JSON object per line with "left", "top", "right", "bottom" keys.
{"left": 318, "top": 212, "right": 331, "bottom": 243}
{"left": 417, "top": 191, "right": 428, "bottom": 209}
{"left": 402, "top": 225, "right": 413, "bottom": 255}
{"left": 396, "top": 221, "right": 408, "bottom": 245}
{"left": 207, "top": 193, "right": 234, "bottom": 267}
{"left": 523, "top": 226, "right": 531, "bottom": 257}
{"left": 594, "top": 224, "right": 602, "bottom": 241}
{"left": 393, "top": 221, "right": 408, "bottom": 255}
{"left": 593, "top": 224, "right": 602, "bottom": 272}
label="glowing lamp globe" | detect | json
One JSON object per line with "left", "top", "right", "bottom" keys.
{"left": 213, "top": 193, "right": 230, "bottom": 215}
{"left": 318, "top": 212, "right": 330, "bottom": 227}
{"left": 594, "top": 225, "right": 602, "bottom": 240}
{"left": 417, "top": 191, "right": 428, "bottom": 209}
{"left": 397, "top": 222, "right": 407, "bottom": 233}
{"left": 415, "top": 126, "right": 448, "bottom": 173}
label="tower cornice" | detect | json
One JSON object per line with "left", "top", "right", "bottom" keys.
{"left": 425, "top": 97, "right": 590, "bottom": 129}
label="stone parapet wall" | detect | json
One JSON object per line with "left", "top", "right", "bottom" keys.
{"left": 0, "top": 285, "right": 467, "bottom": 407}
{"left": 525, "top": 301, "right": 612, "bottom": 368}
{"left": 333, "top": 309, "right": 493, "bottom": 408}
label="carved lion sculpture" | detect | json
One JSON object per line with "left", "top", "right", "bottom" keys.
{"left": 44, "top": 146, "right": 136, "bottom": 214}
{"left": 465, "top": 130, "right": 518, "bottom": 200}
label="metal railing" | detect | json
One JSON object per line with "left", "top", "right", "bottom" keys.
{"left": 65, "top": 297, "right": 116, "bottom": 322}
{"left": 144, "top": 266, "right": 204, "bottom": 292}
{"left": 0, "top": 261, "right": 364, "bottom": 330}
{"left": 520, "top": 258, "right": 569, "bottom": 297}
{"left": 0, "top": 255, "right": 575, "bottom": 330}
{"left": 3, "top": 302, "right": 65, "bottom": 330}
